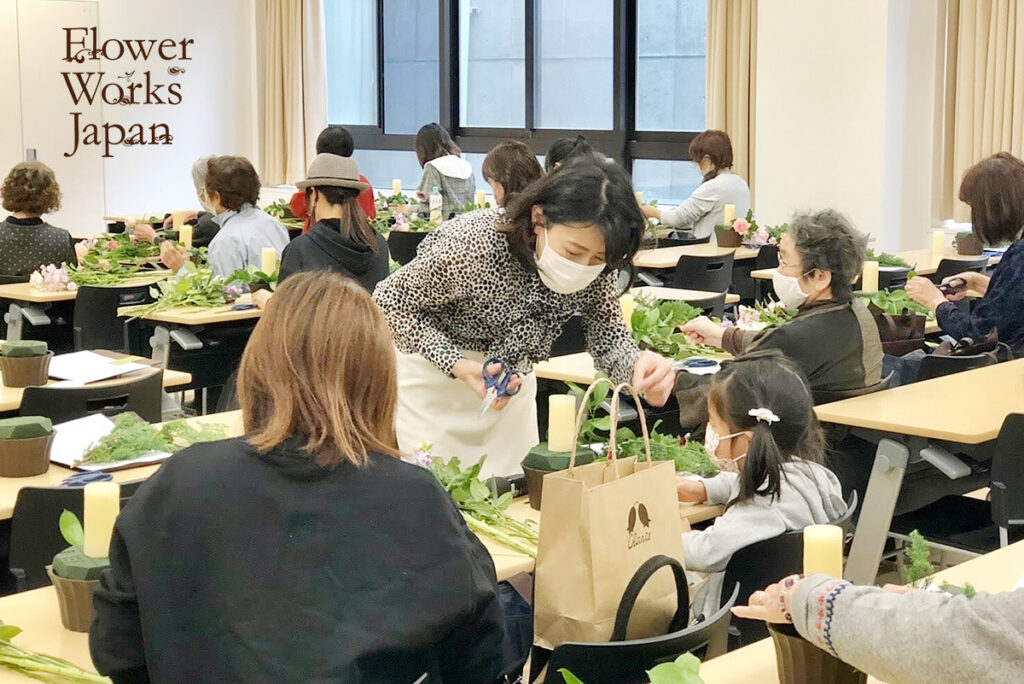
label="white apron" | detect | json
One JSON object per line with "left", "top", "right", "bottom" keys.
{"left": 395, "top": 349, "right": 539, "bottom": 478}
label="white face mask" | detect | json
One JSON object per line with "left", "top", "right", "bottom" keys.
{"left": 772, "top": 268, "right": 810, "bottom": 309}
{"left": 704, "top": 423, "right": 748, "bottom": 474}
{"left": 535, "top": 237, "right": 606, "bottom": 294}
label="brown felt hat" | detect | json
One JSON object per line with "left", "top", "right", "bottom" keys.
{"left": 295, "top": 153, "right": 369, "bottom": 192}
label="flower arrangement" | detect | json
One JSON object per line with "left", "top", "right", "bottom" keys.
{"left": 29, "top": 264, "right": 78, "bottom": 292}
{"left": 263, "top": 198, "right": 305, "bottom": 232}
{"left": 730, "top": 210, "right": 787, "bottom": 247}
{"left": 723, "top": 299, "right": 796, "bottom": 331}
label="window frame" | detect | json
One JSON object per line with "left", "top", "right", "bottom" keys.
{"left": 338, "top": 0, "right": 702, "bottom": 173}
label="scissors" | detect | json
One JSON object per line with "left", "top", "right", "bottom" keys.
{"left": 938, "top": 277, "right": 967, "bottom": 295}
{"left": 60, "top": 471, "right": 113, "bottom": 487}
{"left": 478, "top": 358, "right": 521, "bottom": 418}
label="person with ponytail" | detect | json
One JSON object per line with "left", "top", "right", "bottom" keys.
{"left": 641, "top": 129, "right": 750, "bottom": 243}
{"left": 679, "top": 352, "right": 847, "bottom": 617}
{"left": 544, "top": 135, "right": 607, "bottom": 173}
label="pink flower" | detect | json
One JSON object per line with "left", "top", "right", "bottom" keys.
{"left": 732, "top": 218, "right": 750, "bottom": 235}
{"left": 31, "top": 264, "right": 71, "bottom": 292}
{"left": 106, "top": 239, "right": 120, "bottom": 251}
{"left": 752, "top": 226, "right": 770, "bottom": 245}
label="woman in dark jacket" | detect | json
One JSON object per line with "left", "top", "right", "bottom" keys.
{"left": 277, "top": 153, "right": 389, "bottom": 291}
{"left": 90, "top": 272, "right": 508, "bottom": 684}
{"left": 0, "top": 161, "right": 76, "bottom": 278}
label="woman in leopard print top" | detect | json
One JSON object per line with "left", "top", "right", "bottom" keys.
{"left": 374, "top": 160, "right": 676, "bottom": 476}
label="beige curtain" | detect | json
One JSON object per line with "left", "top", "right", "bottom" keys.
{"left": 707, "top": 0, "right": 757, "bottom": 200}
{"left": 943, "top": 0, "right": 1024, "bottom": 220}
{"left": 260, "top": 0, "right": 327, "bottom": 186}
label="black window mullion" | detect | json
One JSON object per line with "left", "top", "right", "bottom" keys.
{"left": 376, "top": 0, "right": 386, "bottom": 132}
{"left": 439, "top": 0, "right": 457, "bottom": 132}
{"left": 525, "top": 0, "right": 536, "bottom": 132}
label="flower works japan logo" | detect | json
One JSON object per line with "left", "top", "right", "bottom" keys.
{"left": 627, "top": 501, "right": 652, "bottom": 549}
{"left": 61, "top": 27, "right": 192, "bottom": 158}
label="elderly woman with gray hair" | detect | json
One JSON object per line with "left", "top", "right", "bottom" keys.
{"left": 681, "top": 209, "right": 884, "bottom": 400}
{"left": 132, "top": 156, "right": 220, "bottom": 248}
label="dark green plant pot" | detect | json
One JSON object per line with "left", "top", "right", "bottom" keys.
{"left": 768, "top": 622, "right": 867, "bottom": 684}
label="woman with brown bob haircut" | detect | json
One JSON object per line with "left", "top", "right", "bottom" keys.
{"left": 90, "top": 272, "right": 509, "bottom": 684}
{"left": 482, "top": 140, "right": 544, "bottom": 207}
{"left": 0, "top": 161, "right": 76, "bottom": 279}
{"left": 905, "top": 151, "right": 1024, "bottom": 356}
{"left": 640, "top": 129, "right": 751, "bottom": 243}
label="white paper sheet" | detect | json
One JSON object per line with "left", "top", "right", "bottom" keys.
{"left": 50, "top": 414, "right": 171, "bottom": 472}
{"left": 48, "top": 351, "right": 149, "bottom": 384}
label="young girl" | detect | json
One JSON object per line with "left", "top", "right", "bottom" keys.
{"left": 679, "top": 353, "right": 847, "bottom": 616}
{"left": 415, "top": 122, "right": 475, "bottom": 219}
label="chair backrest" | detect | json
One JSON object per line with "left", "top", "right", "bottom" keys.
{"left": 915, "top": 352, "right": 997, "bottom": 383}
{"left": 544, "top": 583, "right": 739, "bottom": 684}
{"left": 669, "top": 253, "right": 734, "bottom": 292}
{"left": 0, "top": 274, "right": 30, "bottom": 285}
{"left": 812, "top": 371, "right": 894, "bottom": 405}
{"left": 878, "top": 267, "right": 911, "bottom": 291}
{"left": 9, "top": 481, "right": 144, "bottom": 591}
{"left": 933, "top": 256, "right": 989, "bottom": 283}
{"left": 754, "top": 245, "right": 779, "bottom": 270}
{"left": 659, "top": 233, "right": 710, "bottom": 248}
{"left": 694, "top": 292, "right": 727, "bottom": 319}
{"left": 387, "top": 231, "right": 429, "bottom": 266}
{"left": 989, "top": 413, "right": 1024, "bottom": 530}
{"left": 73, "top": 285, "right": 153, "bottom": 352}
{"left": 20, "top": 369, "right": 164, "bottom": 423}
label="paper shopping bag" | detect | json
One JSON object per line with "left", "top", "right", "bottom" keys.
{"left": 533, "top": 380, "right": 684, "bottom": 649}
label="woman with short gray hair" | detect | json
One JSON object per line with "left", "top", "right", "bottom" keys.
{"left": 682, "top": 209, "right": 884, "bottom": 401}
{"left": 133, "top": 155, "right": 222, "bottom": 248}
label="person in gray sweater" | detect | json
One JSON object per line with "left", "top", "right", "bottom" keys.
{"left": 415, "top": 123, "right": 475, "bottom": 219}
{"left": 679, "top": 354, "right": 847, "bottom": 616}
{"left": 735, "top": 575, "right": 1024, "bottom": 684}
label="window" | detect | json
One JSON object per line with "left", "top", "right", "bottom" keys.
{"left": 458, "top": 1, "right": 526, "bottom": 128}
{"left": 631, "top": 159, "right": 704, "bottom": 205}
{"left": 636, "top": 0, "right": 707, "bottom": 131}
{"left": 383, "top": 0, "right": 440, "bottom": 134}
{"left": 353, "top": 150, "right": 423, "bottom": 195}
{"left": 324, "top": 0, "right": 377, "bottom": 126}
{"left": 536, "top": 0, "right": 614, "bottom": 130}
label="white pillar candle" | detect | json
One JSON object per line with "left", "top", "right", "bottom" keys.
{"left": 548, "top": 394, "right": 577, "bottom": 453}
{"left": 932, "top": 230, "right": 945, "bottom": 257}
{"left": 723, "top": 204, "right": 736, "bottom": 224}
{"left": 861, "top": 261, "right": 879, "bottom": 294}
{"left": 475, "top": 189, "right": 486, "bottom": 208}
{"left": 260, "top": 248, "right": 277, "bottom": 275}
{"left": 620, "top": 293, "right": 635, "bottom": 330}
{"left": 83, "top": 481, "right": 120, "bottom": 558}
{"left": 803, "top": 524, "right": 844, "bottom": 578}
{"left": 178, "top": 224, "right": 193, "bottom": 251}
{"left": 634, "top": 191, "right": 644, "bottom": 205}
{"left": 171, "top": 210, "right": 186, "bottom": 231}
{"left": 392, "top": 179, "right": 402, "bottom": 195}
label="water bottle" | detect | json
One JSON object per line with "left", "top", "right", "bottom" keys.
{"left": 429, "top": 186, "right": 443, "bottom": 224}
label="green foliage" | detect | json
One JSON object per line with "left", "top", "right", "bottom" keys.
{"left": 0, "top": 619, "right": 110, "bottom": 682}
{"left": 858, "top": 289, "right": 935, "bottom": 319}
{"left": 378, "top": 191, "right": 412, "bottom": 207}
{"left": 647, "top": 653, "right": 705, "bottom": 684}
{"left": 904, "top": 529, "right": 936, "bottom": 585}
{"left": 565, "top": 377, "right": 612, "bottom": 444}
{"left": 80, "top": 413, "right": 228, "bottom": 465}
{"left": 124, "top": 263, "right": 229, "bottom": 319}
{"left": 228, "top": 264, "right": 279, "bottom": 292}
{"left": 617, "top": 424, "right": 718, "bottom": 476}
{"left": 67, "top": 263, "right": 147, "bottom": 287}
{"left": 80, "top": 233, "right": 162, "bottom": 266}
{"left": 457, "top": 199, "right": 490, "bottom": 213}
{"left": 59, "top": 510, "right": 84, "bottom": 548}
{"left": 631, "top": 295, "right": 728, "bottom": 360}
{"left": 865, "top": 248, "right": 912, "bottom": 269}
{"left": 263, "top": 198, "right": 295, "bottom": 220}
{"left": 558, "top": 670, "right": 586, "bottom": 684}
{"left": 961, "top": 582, "right": 977, "bottom": 599}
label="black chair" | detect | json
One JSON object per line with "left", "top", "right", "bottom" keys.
{"left": 543, "top": 555, "right": 738, "bottom": 684}
{"left": 668, "top": 253, "right": 734, "bottom": 292}
{"left": 931, "top": 256, "right": 989, "bottom": 283}
{"left": 693, "top": 292, "right": 727, "bottom": 319}
{"left": 889, "top": 414, "right": 1024, "bottom": 556}
{"left": 878, "top": 267, "right": 911, "bottom": 291}
{"left": 73, "top": 285, "right": 153, "bottom": 352}
{"left": 659, "top": 233, "right": 710, "bottom": 248}
{"left": 754, "top": 244, "right": 779, "bottom": 270}
{"left": 721, "top": 492, "right": 857, "bottom": 648}
{"left": 20, "top": 369, "right": 164, "bottom": 423}
{"left": 0, "top": 274, "right": 30, "bottom": 285}
{"left": 915, "top": 353, "right": 997, "bottom": 383}
{"left": 9, "top": 481, "right": 144, "bottom": 591}
{"left": 387, "top": 231, "right": 429, "bottom": 266}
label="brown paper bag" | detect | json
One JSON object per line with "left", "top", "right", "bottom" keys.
{"left": 533, "top": 380, "right": 684, "bottom": 649}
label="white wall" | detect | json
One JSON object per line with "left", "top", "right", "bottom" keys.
{"left": 0, "top": 2, "right": 23, "bottom": 168}
{"left": 97, "top": 0, "right": 258, "bottom": 216}
{"left": 755, "top": 0, "right": 943, "bottom": 250}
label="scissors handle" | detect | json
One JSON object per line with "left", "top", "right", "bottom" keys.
{"left": 481, "top": 358, "right": 521, "bottom": 398}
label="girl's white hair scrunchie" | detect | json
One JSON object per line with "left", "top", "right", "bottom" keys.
{"left": 749, "top": 407, "right": 781, "bottom": 425}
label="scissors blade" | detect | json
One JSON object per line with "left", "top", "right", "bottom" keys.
{"left": 478, "top": 388, "right": 498, "bottom": 418}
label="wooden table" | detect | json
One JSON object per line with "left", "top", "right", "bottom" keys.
{"left": 117, "top": 305, "right": 262, "bottom": 369}
{"left": 700, "top": 539, "right": 1024, "bottom": 683}
{"left": 535, "top": 352, "right": 599, "bottom": 385}
{"left": 631, "top": 286, "right": 741, "bottom": 305}
{"left": 750, "top": 248, "right": 1001, "bottom": 281}
{"left": 815, "top": 359, "right": 1024, "bottom": 583}
{"left": 633, "top": 244, "right": 759, "bottom": 270}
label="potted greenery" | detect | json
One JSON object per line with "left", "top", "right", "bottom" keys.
{"left": 954, "top": 231, "right": 983, "bottom": 256}
{"left": 229, "top": 264, "right": 278, "bottom": 295}
{"left": 714, "top": 222, "right": 744, "bottom": 248}
{"left": 0, "top": 340, "right": 52, "bottom": 388}
{"left": 0, "top": 417, "right": 54, "bottom": 477}
{"left": 47, "top": 511, "right": 109, "bottom": 632}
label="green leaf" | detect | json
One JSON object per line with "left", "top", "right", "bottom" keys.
{"left": 0, "top": 625, "right": 21, "bottom": 641}
{"left": 589, "top": 416, "right": 611, "bottom": 431}
{"left": 59, "top": 510, "right": 84, "bottom": 548}
{"left": 557, "top": 669, "right": 586, "bottom": 684}
{"left": 647, "top": 653, "right": 704, "bottom": 684}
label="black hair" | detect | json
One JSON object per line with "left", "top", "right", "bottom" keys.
{"left": 500, "top": 159, "right": 644, "bottom": 272}
{"left": 545, "top": 135, "right": 606, "bottom": 173}
{"left": 315, "top": 127, "right": 355, "bottom": 157}
{"left": 415, "top": 123, "right": 460, "bottom": 167}
{"left": 305, "top": 185, "right": 377, "bottom": 251}
{"left": 708, "top": 350, "right": 825, "bottom": 506}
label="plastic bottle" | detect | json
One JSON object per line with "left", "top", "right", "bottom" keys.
{"left": 429, "top": 186, "right": 443, "bottom": 224}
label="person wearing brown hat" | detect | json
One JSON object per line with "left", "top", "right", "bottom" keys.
{"left": 274, "top": 153, "right": 389, "bottom": 292}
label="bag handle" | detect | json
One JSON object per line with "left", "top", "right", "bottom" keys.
{"left": 568, "top": 380, "right": 653, "bottom": 479}
{"left": 610, "top": 554, "right": 690, "bottom": 641}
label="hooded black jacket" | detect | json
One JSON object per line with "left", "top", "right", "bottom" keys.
{"left": 89, "top": 437, "right": 507, "bottom": 684}
{"left": 278, "top": 219, "right": 390, "bottom": 292}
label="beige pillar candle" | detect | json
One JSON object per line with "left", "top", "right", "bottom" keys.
{"left": 178, "top": 224, "right": 193, "bottom": 251}
{"left": 547, "top": 394, "right": 577, "bottom": 453}
{"left": 83, "top": 481, "right": 120, "bottom": 558}
{"left": 475, "top": 189, "right": 486, "bottom": 208}
{"left": 932, "top": 230, "right": 945, "bottom": 257}
{"left": 861, "top": 261, "right": 879, "bottom": 294}
{"left": 723, "top": 204, "right": 736, "bottom": 224}
{"left": 171, "top": 210, "right": 186, "bottom": 230}
{"left": 392, "top": 179, "right": 402, "bottom": 195}
{"left": 260, "top": 248, "right": 277, "bottom": 275}
{"left": 803, "top": 524, "right": 844, "bottom": 578}
{"left": 634, "top": 191, "right": 644, "bottom": 205}
{"left": 620, "top": 293, "right": 635, "bottom": 330}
